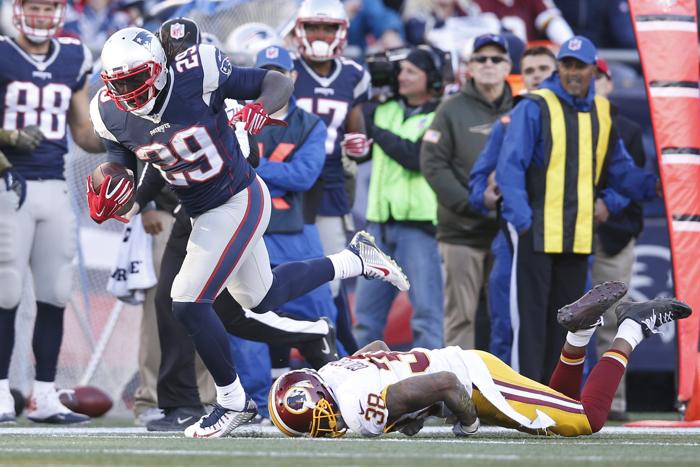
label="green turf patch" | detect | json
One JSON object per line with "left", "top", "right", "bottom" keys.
{"left": 1, "top": 425, "right": 700, "bottom": 467}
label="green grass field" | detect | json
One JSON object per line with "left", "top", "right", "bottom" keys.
{"left": 2, "top": 418, "right": 700, "bottom": 467}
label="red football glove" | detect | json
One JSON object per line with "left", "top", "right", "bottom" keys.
{"left": 341, "top": 132, "right": 373, "bottom": 159}
{"left": 229, "top": 102, "right": 287, "bottom": 135}
{"left": 86, "top": 175, "right": 134, "bottom": 224}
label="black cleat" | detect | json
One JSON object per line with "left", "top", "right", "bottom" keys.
{"left": 558, "top": 281, "right": 628, "bottom": 332}
{"left": 298, "top": 317, "right": 339, "bottom": 369}
{"left": 146, "top": 406, "right": 205, "bottom": 432}
{"left": 615, "top": 298, "right": 692, "bottom": 337}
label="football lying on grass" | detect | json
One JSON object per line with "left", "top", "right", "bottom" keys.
{"left": 59, "top": 386, "right": 113, "bottom": 417}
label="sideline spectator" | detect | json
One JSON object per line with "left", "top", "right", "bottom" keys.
{"left": 63, "top": 0, "right": 134, "bottom": 56}
{"left": 421, "top": 34, "right": 513, "bottom": 350}
{"left": 251, "top": 45, "right": 339, "bottom": 373}
{"left": 345, "top": 0, "right": 404, "bottom": 57}
{"left": 292, "top": 0, "right": 372, "bottom": 354}
{"left": 469, "top": 45, "right": 557, "bottom": 363}
{"left": 591, "top": 58, "right": 646, "bottom": 422}
{"left": 496, "top": 36, "right": 659, "bottom": 383}
{"left": 354, "top": 46, "right": 445, "bottom": 350}
{"left": 474, "top": 0, "right": 573, "bottom": 44}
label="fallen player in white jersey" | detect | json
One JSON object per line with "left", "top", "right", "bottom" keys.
{"left": 269, "top": 281, "right": 691, "bottom": 437}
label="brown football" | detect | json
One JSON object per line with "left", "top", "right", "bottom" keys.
{"left": 59, "top": 386, "right": 113, "bottom": 418}
{"left": 90, "top": 162, "right": 135, "bottom": 215}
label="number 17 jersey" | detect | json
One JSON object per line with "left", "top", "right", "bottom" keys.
{"left": 293, "top": 57, "right": 370, "bottom": 216}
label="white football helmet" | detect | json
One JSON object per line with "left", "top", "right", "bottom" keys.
{"left": 225, "top": 22, "right": 282, "bottom": 66}
{"left": 294, "top": 0, "right": 348, "bottom": 62}
{"left": 12, "top": 0, "right": 67, "bottom": 43}
{"left": 100, "top": 27, "right": 168, "bottom": 116}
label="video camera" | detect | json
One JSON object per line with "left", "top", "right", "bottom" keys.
{"left": 366, "top": 46, "right": 454, "bottom": 102}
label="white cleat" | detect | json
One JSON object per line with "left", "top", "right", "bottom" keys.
{"left": 26, "top": 389, "right": 90, "bottom": 424}
{"left": 348, "top": 230, "right": 410, "bottom": 291}
{"left": 184, "top": 399, "right": 258, "bottom": 438}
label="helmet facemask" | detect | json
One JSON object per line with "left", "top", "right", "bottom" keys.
{"left": 13, "top": 0, "right": 66, "bottom": 43}
{"left": 310, "top": 398, "right": 346, "bottom": 438}
{"left": 101, "top": 61, "right": 163, "bottom": 113}
{"left": 294, "top": 19, "right": 347, "bottom": 62}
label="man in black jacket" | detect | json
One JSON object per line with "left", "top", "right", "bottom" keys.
{"left": 591, "top": 58, "right": 646, "bottom": 421}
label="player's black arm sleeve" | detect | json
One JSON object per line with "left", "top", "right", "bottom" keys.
{"left": 385, "top": 372, "right": 477, "bottom": 427}
{"left": 371, "top": 127, "right": 422, "bottom": 171}
{"left": 247, "top": 133, "right": 260, "bottom": 168}
{"left": 256, "top": 70, "right": 294, "bottom": 114}
{"left": 134, "top": 163, "right": 167, "bottom": 211}
{"left": 104, "top": 139, "right": 137, "bottom": 175}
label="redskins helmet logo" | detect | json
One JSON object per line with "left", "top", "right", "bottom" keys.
{"left": 283, "top": 382, "right": 315, "bottom": 414}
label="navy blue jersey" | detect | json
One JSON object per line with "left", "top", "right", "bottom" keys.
{"left": 0, "top": 36, "right": 92, "bottom": 180}
{"left": 293, "top": 57, "right": 370, "bottom": 216}
{"left": 92, "top": 44, "right": 267, "bottom": 217}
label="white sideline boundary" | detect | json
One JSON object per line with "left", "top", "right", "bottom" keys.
{"left": 3, "top": 426, "right": 700, "bottom": 437}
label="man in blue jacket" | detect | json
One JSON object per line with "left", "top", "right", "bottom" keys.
{"left": 252, "top": 46, "right": 341, "bottom": 379}
{"left": 495, "top": 36, "right": 659, "bottom": 383}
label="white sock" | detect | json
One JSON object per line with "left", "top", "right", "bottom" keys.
{"left": 33, "top": 381, "right": 55, "bottom": 397}
{"left": 615, "top": 319, "right": 645, "bottom": 350}
{"left": 566, "top": 327, "right": 596, "bottom": 348}
{"left": 0, "top": 379, "right": 9, "bottom": 395}
{"left": 328, "top": 249, "right": 363, "bottom": 280}
{"left": 216, "top": 377, "right": 246, "bottom": 410}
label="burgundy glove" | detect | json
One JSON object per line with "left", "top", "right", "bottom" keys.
{"left": 229, "top": 102, "right": 287, "bottom": 135}
{"left": 341, "top": 132, "right": 373, "bottom": 158}
{"left": 86, "top": 175, "right": 134, "bottom": 224}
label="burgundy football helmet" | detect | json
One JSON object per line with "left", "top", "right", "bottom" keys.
{"left": 13, "top": 0, "right": 67, "bottom": 42}
{"left": 269, "top": 369, "right": 346, "bottom": 438}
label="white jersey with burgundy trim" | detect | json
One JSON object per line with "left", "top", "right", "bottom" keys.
{"left": 318, "top": 347, "right": 472, "bottom": 436}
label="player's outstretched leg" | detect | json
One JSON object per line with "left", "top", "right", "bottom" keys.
{"left": 579, "top": 297, "right": 692, "bottom": 433}
{"left": 549, "top": 281, "right": 628, "bottom": 399}
{"left": 251, "top": 230, "right": 410, "bottom": 315}
{"left": 173, "top": 302, "right": 258, "bottom": 438}
{"left": 348, "top": 230, "right": 410, "bottom": 291}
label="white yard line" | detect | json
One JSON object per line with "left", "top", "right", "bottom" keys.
{"left": 2, "top": 425, "right": 700, "bottom": 437}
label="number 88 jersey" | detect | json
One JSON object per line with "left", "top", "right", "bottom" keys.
{"left": 0, "top": 35, "right": 92, "bottom": 180}
{"left": 318, "top": 346, "right": 473, "bottom": 436}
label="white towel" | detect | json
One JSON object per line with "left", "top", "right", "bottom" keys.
{"left": 106, "top": 214, "right": 157, "bottom": 305}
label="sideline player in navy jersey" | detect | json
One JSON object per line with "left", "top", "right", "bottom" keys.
{"left": 292, "top": 0, "right": 373, "bottom": 353}
{"left": 89, "top": 27, "right": 409, "bottom": 438}
{"left": 0, "top": 0, "right": 105, "bottom": 425}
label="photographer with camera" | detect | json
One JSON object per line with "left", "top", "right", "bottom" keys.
{"left": 353, "top": 46, "right": 446, "bottom": 350}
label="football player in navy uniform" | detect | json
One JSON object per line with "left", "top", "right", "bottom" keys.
{"left": 0, "top": 0, "right": 105, "bottom": 425}
{"left": 292, "top": 0, "right": 373, "bottom": 353}
{"left": 89, "top": 27, "right": 409, "bottom": 438}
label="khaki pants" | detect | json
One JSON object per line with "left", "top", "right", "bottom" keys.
{"left": 439, "top": 242, "right": 491, "bottom": 349}
{"left": 591, "top": 235, "right": 635, "bottom": 413}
